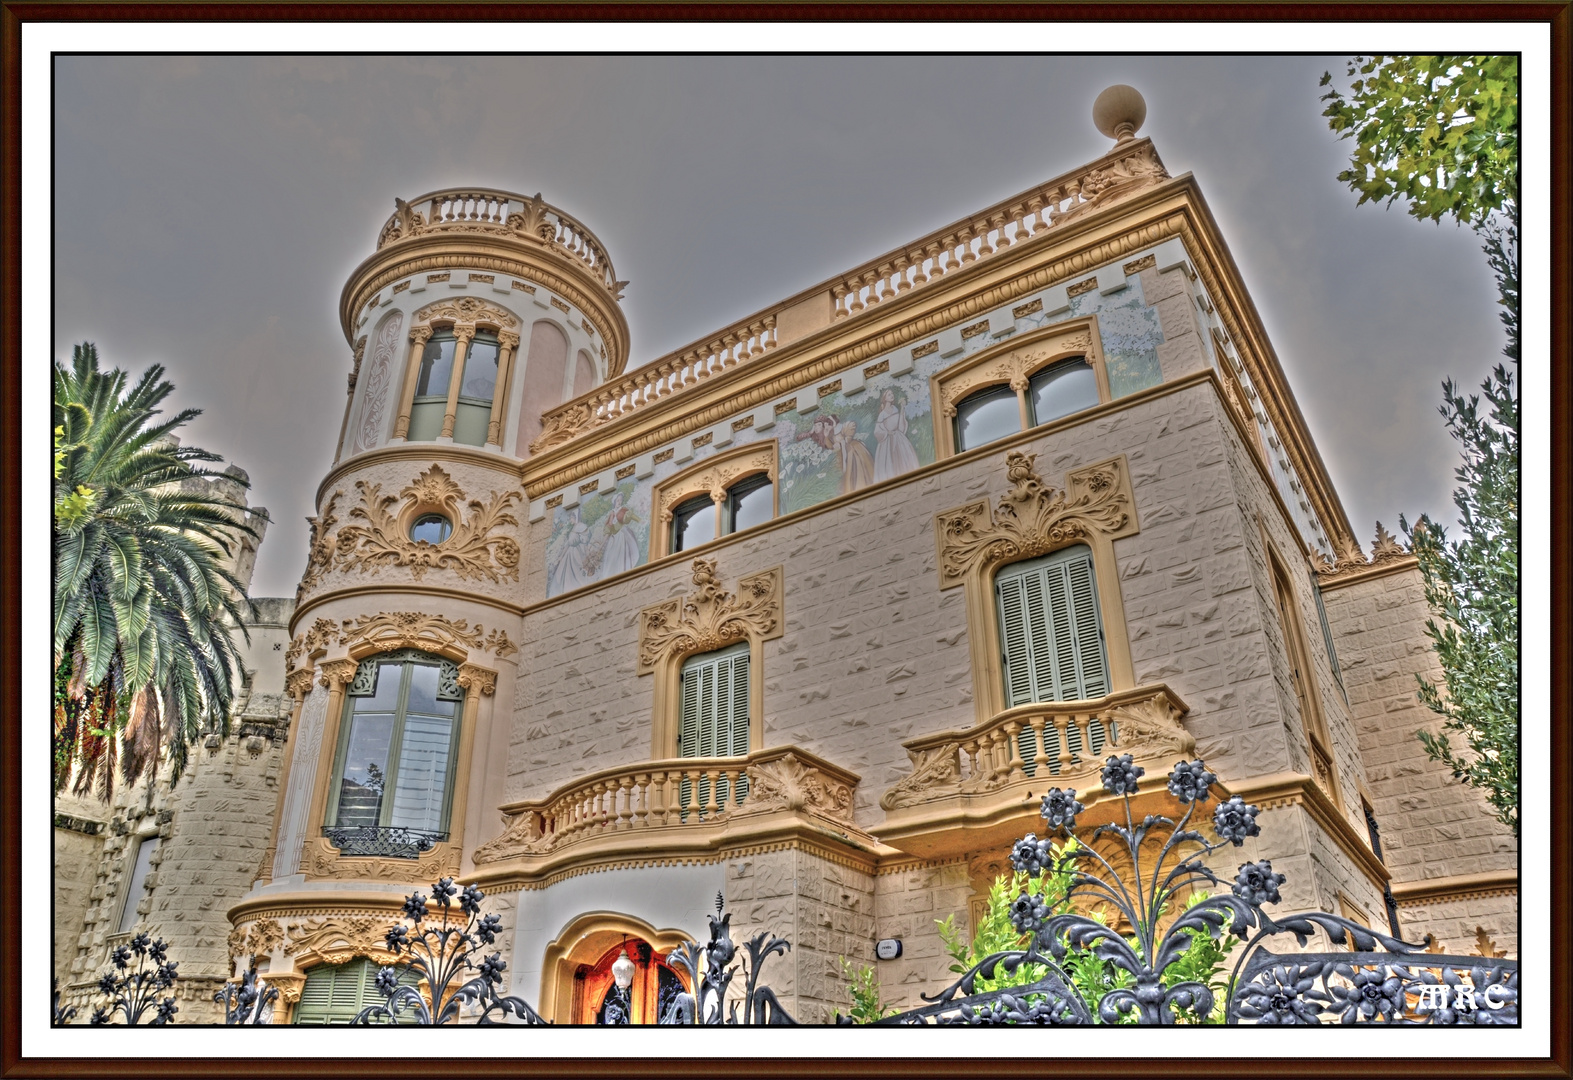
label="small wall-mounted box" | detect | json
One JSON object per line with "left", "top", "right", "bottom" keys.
{"left": 875, "top": 938, "right": 903, "bottom": 961}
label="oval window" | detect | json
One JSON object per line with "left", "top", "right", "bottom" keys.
{"left": 409, "top": 514, "right": 452, "bottom": 545}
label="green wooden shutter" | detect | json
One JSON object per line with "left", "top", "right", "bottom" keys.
{"left": 295, "top": 958, "right": 420, "bottom": 1025}
{"left": 996, "top": 546, "right": 1110, "bottom": 713}
{"left": 678, "top": 645, "right": 750, "bottom": 812}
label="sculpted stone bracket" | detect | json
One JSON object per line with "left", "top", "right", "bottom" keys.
{"left": 330, "top": 464, "right": 522, "bottom": 584}
{"left": 933, "top": 452, "right": 1138, "bottom": 589}
{"left": 637, "top": 558, "right": 784, "bottom": 674}
{"left": 283, "top": 914, "right": 403, "bottom": 968}
{"left": 339, "top": 611, "right": 517, "bottom": 660}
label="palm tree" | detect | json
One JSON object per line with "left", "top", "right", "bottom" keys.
{"left": 53, "top": 343, "right": 261, "bottom": 798}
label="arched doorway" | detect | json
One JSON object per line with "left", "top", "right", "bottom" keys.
{"left": 539, "top": 912, "right": 692, "bottom": 1025}
{"left": 572, "top": 939, "right": 687, "bottom": 1025}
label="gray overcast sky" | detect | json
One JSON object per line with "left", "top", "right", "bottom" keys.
{"left": 53, "top": 54, "right": 1506, "bottom": 599}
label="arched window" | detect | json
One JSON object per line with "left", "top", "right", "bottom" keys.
{"left": 294, "top": 958, "right": 419, "bottom": 1025}
{"left": 996, "top": 546, "right": 1110, "bottom": 706}
{"left": 1028, "top": 357, "right": 1100, "bottom": 425}
{"left": 954, "top": 384, "right": 1022, "bottom": 452}
{"left": 407, "top": 328, "right": 457, "bottom": 442}
{"left": 669, "top": 473, "right": 774, "bottom": 553}
{"left": 324, "top": 649, "right": 463, "bottom": 853}
{"left": 450, "top": 329, "right": 500, "bottom": 447}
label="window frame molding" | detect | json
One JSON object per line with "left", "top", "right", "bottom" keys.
{"left": 649, "top": 440, "right": 779, "bottom": 561}
{"left": 932, "top": 451, "right": 1139, "bottom": 723}
{"left": 392, "top": 297, "right": 522, "bottom": 449}
{"left": 636, "top": 557, "right": 784, "bottom": 759}
{"left": 299, "top": 622, "right": 497, "bottom": 882}
{"left": 931, "top": 318, "right": 1111, "bottom": 458}
{"left": 1257, "top": 517, "right": 1343, "bottom": 809}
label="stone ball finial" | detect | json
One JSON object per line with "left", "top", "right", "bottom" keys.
{"left": 1093, "top": 84, "right": 1146, "bottom": 143}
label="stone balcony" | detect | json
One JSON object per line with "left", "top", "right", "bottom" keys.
{"left": 875, "top": 684, "right": 1195, "bottom": 860}
{"left": 470, "top": 745, "right": 871, "bottom": 882}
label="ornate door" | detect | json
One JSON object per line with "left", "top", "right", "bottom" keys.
{"left": 572, "top": 940, "right": 688, "bottom": 1025}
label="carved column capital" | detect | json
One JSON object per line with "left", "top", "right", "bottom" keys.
{"left": 451, "top": 324, "right": 477, "bottom": 345}
{"left": 285, "top": 669, "right": 317, "bottom": 701}
{"left": 318, "top": 659, "right": 359, "bottom": 690}
{"left": 497, "top": 330, "right": 521, "bottom": 350}
{"left": 409, "top": 325, "right": 434, "bottom": 347}
{"left": 456, "top": 664, "right": 497, "bottom": 696}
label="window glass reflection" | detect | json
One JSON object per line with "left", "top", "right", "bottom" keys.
{"left": 673, "top": 497, "right": 716, "bottom": 553}
{"left": 955, "top": 386, "right": 1022, "bottom": 451}
{"left": 728, "top": 477, "right": 773, "bottom": 534}
{"left": 460, "top": 336, "right": 499, "bottom": 402}
{"left": 1029, "top": 359, "right": 1100, "bottom": 425}
{"left": 415, "top": 335, "right": 456, "bottom": 397}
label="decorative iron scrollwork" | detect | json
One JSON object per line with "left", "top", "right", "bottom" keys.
{"left": 322, "top": 825, "right": 447, "bottom": 859}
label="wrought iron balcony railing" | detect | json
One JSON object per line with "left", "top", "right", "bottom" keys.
{"left": 322, "top": 825, "right": 449, "bottom": 860}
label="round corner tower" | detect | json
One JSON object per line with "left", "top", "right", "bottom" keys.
{"left": 233, "top": 190, "right": 627, "bottom": 1017}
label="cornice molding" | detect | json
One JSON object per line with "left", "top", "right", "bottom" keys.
{"left": 1390, "top": 870, "right": 1519, "bottom": 905}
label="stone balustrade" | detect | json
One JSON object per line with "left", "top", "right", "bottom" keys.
{"left": 375, "top": 186, "right": 621, "bottom": 296}
{"left": 472, "top": 745, "right": 859, "bottom": 866}
{"left": 528, "top": 139, "right": 1170, "bottom": 455}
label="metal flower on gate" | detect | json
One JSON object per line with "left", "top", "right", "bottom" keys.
{"left": 861, "top": 755, "right": 1519, "bottom": 1026}
{"left": 88, "top": 932, "right": 179, "bottom": 1026}
{"left": 659, "top": 893, "right": 799, "bottom": 1025}
{"left": 353, "top": 877, "right": 547, "bottom": 1025}
{"left": 215, "top": 966, "right": 279, "bottom": 1025}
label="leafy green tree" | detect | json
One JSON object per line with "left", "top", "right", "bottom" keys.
{"left": 834, "top": 958, "right": 896, "bottom": 1024}
{"left": 1322, "top": 56, "right": 1520, "bottom": 834}
{"left": 53, "top": 343, "right": 259, "bottom": 796}
{"left": 1320, "top": 55, "right": 1517, "bottom": 226}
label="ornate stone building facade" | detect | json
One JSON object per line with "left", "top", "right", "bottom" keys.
{"left": 58, "top": 89, "right": 1516, "bottom": 1025}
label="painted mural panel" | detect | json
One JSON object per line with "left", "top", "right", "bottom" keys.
{"left": 542, "top": 256, "right": 1170, "bottom": 598}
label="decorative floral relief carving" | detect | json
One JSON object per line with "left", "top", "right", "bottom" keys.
{"left": 229, "top": 917, "right": 284, "bottom": 961}
{"left": 339, "top": 611, "right": 482, "bottom": 654}
{"left": 283, "top": 915, "right": 398, "bottom": 964}
{"left": 1314, "top": 521, "right": 1414, "bottom": 583}
{"left": 472, "top": 814, "right": 551, "bottom": 865}
{"left": 354, "top": 310, "right": 403, "bottom": 455}
{"left": 413, "top": 295, "right": 519, "bottom": 331}
{"left": 1105, "top": 694, "right": 1195, "bottom": 759}
{"left": 333, "top": 465, "right": 521, "bottom": 583}
{"left": 637, "top": 558, "right": 784, "bottom": 673}
{"left": 1049, "top": 143, "right": 1170, "bottom": 225}
{"left": 529, "top": 401, "right": 600, "bottom": 455}
{"left": 934, "top": 452, "right": 1136, "bottom": 588}
{"left": 300, "top": 836, "right": 461, "bottom": 883}
{"left": 738, "top": 752, "right": 855, "bottom": 824}
{"left": 285, "top": 617, "right": 341, "bottom": 674}
{"left": 1369, "top": 521, "right": 1407, "bottom": 562}
{"left": 880, "top": 745, "right": 965, "bottom": 810}
{"left": 295, "top": 491, "right": 342, "bottom": 601}
{"left": 482, "top": 628, "right": 518, "bottom": 658}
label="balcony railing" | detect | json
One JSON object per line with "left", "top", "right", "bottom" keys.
{"left": 473, "top": 745, "right": 860, "bottom": 866}
{"left": 880, "top": 684, "right": 1192, "bottom": 812}
{"left": 374, "top": 187, "right": 621, "bottom": 297}
{"left": 528, "top": 138, "right": 1170, "bottom": 455}
{"left": 322, "top": 825, "right": 448, "bottom": 859}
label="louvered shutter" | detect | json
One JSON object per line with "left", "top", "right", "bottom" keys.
{"left": 996, "top": 546, "right": 1109, "bottom": 709}
{"left": 294, "top": 964, "right": 338, "bottom": 1024}
{"left": 678, "top": 644, "right": 750, "bottom": 813}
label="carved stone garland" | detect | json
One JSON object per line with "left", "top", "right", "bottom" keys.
{"left": 933, "top": 451, "right": 1135, "bottom": 588}
{"left": 338, "top": 611, "right": 517, "bottom": 659}
{"left": 637, "top": 558, "right": 784, "bottom": 673}
{"left": 333, "top": 464, "right": 521, "bottom": 583}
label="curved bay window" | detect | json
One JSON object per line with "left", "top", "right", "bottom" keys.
{"left": 407, "top": 328, "right": 457, "bottom": 442}
{"left": 452, "top": 329, "right": 500, "bottom": 446}
{"left": 324, "top": 649, "right": 463, "bottom": 856}
{"left": 670, "top": 473, "right": 774, "bottom": 554}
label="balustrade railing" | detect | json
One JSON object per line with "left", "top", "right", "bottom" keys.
{"left": 529, "top": 139, "right": 1169, "bottom": 455}
{"left": 475, "top": 745, "right": 858, "bottom": 864}
{"left": 375, "top": 187, "right": 621, "bottom": 296}
{"left": 881, "top": 684, "right": 1190, "bottom": 811}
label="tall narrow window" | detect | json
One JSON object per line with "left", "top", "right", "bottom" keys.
{"left": 408, "top": 328, "right": 457, "bottom": 442}
{"left": 1270, "top": 554, "right": 1339, "bottom": 804}
{"left": 996, "top": 546, "right": 1110, "bottom": 706}
{"left": 452, "top": 330, "right": 500, "bottom": 447}
{"left": 678, "top": 643, "right": 750, "bottom": 811}
{"left": 325, "top": 649, "right": 463, "bottom": 853}
{"left": 1309, "top": 571, "right": 1348, "bottom": 704}
{"left": 118, "top": 836, "right": 159, "bottom": 934}
{"left": 294, "top": 958, "right": 419, "bottom": 1025}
